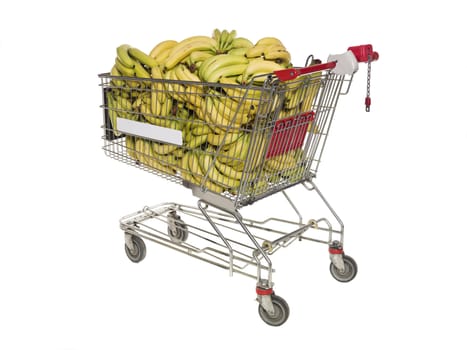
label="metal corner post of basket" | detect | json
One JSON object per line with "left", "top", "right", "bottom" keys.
{"left": 98, "top": 44, "right": 378, "bottom": 326}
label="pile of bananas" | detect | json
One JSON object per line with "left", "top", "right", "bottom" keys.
{"left": 106, "top": 29, "right": 321, "bottom": 196}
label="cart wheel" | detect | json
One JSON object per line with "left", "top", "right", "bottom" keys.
{"left": 330, "top": 255, "right": 358, "bottom": 282}
{"left": 167, "top": 220, "right": 188, "bottom": 242}
{"left": 125, "top": 235, "right": 146, "bottom": 263}
{"left": 258, "top": 294, "right": 290, "bottom": 327}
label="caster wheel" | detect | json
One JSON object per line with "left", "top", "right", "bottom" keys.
{"left": 125, "top": 235, "right": 146, "bottom": 263}
{"left": 167, "top": 213, "right": 188, "bottom": 243}
{"left": 258, "top": 294, "right": 290, "bottom": 327}
{"left": 330, "top": 255, "right": 358, "bottom": 282}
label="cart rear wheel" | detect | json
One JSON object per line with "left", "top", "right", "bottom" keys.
{"left": 258, "top": 294, "right": 290, "bottom": 326}
{"left": 167, "top": 219, "right": 188, "bottom": 242}
{"left": 125, "top": 235, "right": 146, "bottom": 263}
{"left": 330, "top": 255, "right": 357, "bottom": 282}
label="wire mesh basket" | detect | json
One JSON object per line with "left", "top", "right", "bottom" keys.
{"left": 99, "top": 58, "right": 352, "bottom": 209}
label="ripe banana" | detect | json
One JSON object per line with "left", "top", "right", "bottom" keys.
{"left": 125, "top": 136, "right": 137, "bottom": 159}
{"left": 116, "top": 44, "right": 135, "bottom": 68}
{"left": 231, "top": 37, "right": 254, "bottom": 49}
{"left": 134, "top": 60, "right": 151, "bottom": 79}
{"left": 241, "top": 59, "right": 284, "bottom": 84}
{"left": 263, "top": 45, "right": 291, "bottom": 66}
{"left": 255, "top": 37, "right": 284, "bottom": 47}
{"left": 128, "top": 47, "right": 158, "bottom": 68}
{"left": 211, "top": 95, "right": 250, "bottom": 126}
{"left": 199, "top": 54, "right": 248, "bottom": 82}
{"left": 110, "top": 65, "right": 125, "bottom": 86}
{"left": 153, "top": 142, "right": 178, "bottom": 155}
{"left": 189, "top": 50, "right": 215, "bottom": 66}
{"left": 199, "top": 153, "right": 239, "bottom": 190}
{"left": 228, "top": 47, "right": 248, "bottom": 56}
{"left": 214, "top": 158, "right": 244, "bottom": 180}
{"left": 149, "top": 40, "right": 178, "bottom": 59}
{"left": 205, "top": 63, "right": 248, "bottom": 83}
{"left": 207, "top": 130, "right": 243, "bottom": 147}
{"left": 164, "top": 36, "right": 217, "bottom": 70}
{"left": 115, "top": 58, "right": 135, "bottom": 76}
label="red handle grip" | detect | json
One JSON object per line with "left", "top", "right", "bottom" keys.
{"left": 274, "top": 61, "right": 337, "bottom": 82}
{"left": 347, "top": 44, "right": 379, "bottom": 62}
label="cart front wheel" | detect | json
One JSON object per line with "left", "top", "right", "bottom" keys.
{"left": 258, "top": 294, "right": 290, "bottom": 327}
{"left": 125, "top": 235, "right": 146, "bottom": 263}
{"left": 330, "top": 255, "right": 357, "bottom": 282}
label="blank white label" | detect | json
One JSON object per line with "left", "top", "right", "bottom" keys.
{"left": 117, "top": 117, "right": 183, "bottom": 146}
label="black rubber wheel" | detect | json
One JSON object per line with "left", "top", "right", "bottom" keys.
{"left": 258, "top": 294, "right": 290, "bottom": 327}
{"left": 167, "top": 221, "right": 188, "bottom": 242}
{"left": 330, "top": 255, "right": 358, "bottom": 282}
{"left": 124, "top": 235, "right": 146, "bottom": 263}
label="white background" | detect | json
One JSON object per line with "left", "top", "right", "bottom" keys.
{"left": 1, "top": 0, "right": 466, "bottom": 349}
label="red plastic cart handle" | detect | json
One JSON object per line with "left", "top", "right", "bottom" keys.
{"left": 274, "top": 44, "right": 379, "bottom": 82}
{"left": 348, "top": 44, "right": 379, "bottom": 62}
{"left": 274, "top": 62, "right": 336, "bottom": 81}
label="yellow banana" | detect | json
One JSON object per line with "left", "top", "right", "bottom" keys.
{"left": 149, "top": 40, "right": 178, "bottom": 59}
{"left": 151, "top": 65, "right": 168, "bottom": 104}
{"left": 189, "top": 50, "right": 215, "bottom": 66}
{"left": 199, "top": 54, "right": 248, "bottom": 82}
{"left": 116, "top": 44, "right": 135, "bottom": 68}
{"left": 256, "top": 37, "right": 284, "bottom": 47}
{"left": 106, "top": 93, "right": 121, "bottom": 136}
{"left": 199, "top": 153, "right": 239, "bottom": 190}
{"left": 228, "top": 47, "right": 248, "bottom": 56}
{"left": 134, "top": 60, "right": 151, "bottom": 79}
{"left": 212, "top": 95, "right": 250, "bottom": 125}
{"left": 245, "top": 45, "right": 270, "bottom": 58}
{"left": 241, "top": 59, "right": 283, "bottom": 84}
{"left": 110, "top": 65, "right": 125, "bottom": 86}
{"left": 187, "top": 133, "right": 208, "bottom": 149}
{"left": 207, "top": 131, "right": 243, "bottom": 147}
{"left": 205, "top": 63, "right": 247, "bottom": 83}
{"left": 125, "top": 136, "right": 137, "bottom": 159}
{"left": 231, "top": 37, "right": 254, "bottom": 49}
{"left": 214, "top": 158, "right": 243, "bottom": 181}
{"left": 164, "top": 36, "right": 217, "bottom": 69}
{"left": 115, "top": 58, "right": 135, "bottom": 77}
{"left": 128, "top": 47, "right": 158, "bottom": 68}
{"left": 191, "top": 124, "right": 211, "bottom": 136}
{"left": 153, "top": 142, "right": 178, "bottom": 155}
{"left": 263, "top": 45, "right": 291, "bottom": 66}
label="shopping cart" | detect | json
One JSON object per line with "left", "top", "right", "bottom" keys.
{"left": 98, "top": 44, "right": 378, "bottom": 326}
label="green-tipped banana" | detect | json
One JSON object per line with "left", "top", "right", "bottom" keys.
{"left": 115, "top": 58, "right": 135, "bottom": 76}
{"left": 134, "top": 60, "right": 151, "bottom": 79}
{"left": 116, "top": 44, "right": 135, "bottom": 68}
{"left": 205, "top": 63, "right": 248, "bottom": 83}
{"left": 200, "top": 54, "right": 248, "bottom": 82}
{"left": 128, "top": 47, "right": 158, "bottom": 68}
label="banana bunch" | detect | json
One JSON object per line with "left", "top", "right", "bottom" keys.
{"left": 245, "top": 37, "right": 292, "bottom": 67}
{"left": 106, "top": 29, "right": 323, "bottom": 197}
{"left": 212, "top": 29, "right": 237, "bottom": 54}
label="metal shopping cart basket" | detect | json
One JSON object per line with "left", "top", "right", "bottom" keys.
{"left": 98, "top": 44, "right": 378, "bottom": 326}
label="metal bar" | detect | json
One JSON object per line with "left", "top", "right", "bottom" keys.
{"left": 198, "top": 200, "right": 235, "bottom": 276}
{"left": 308, "top": 180, "right": 345, "bottom": 245}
